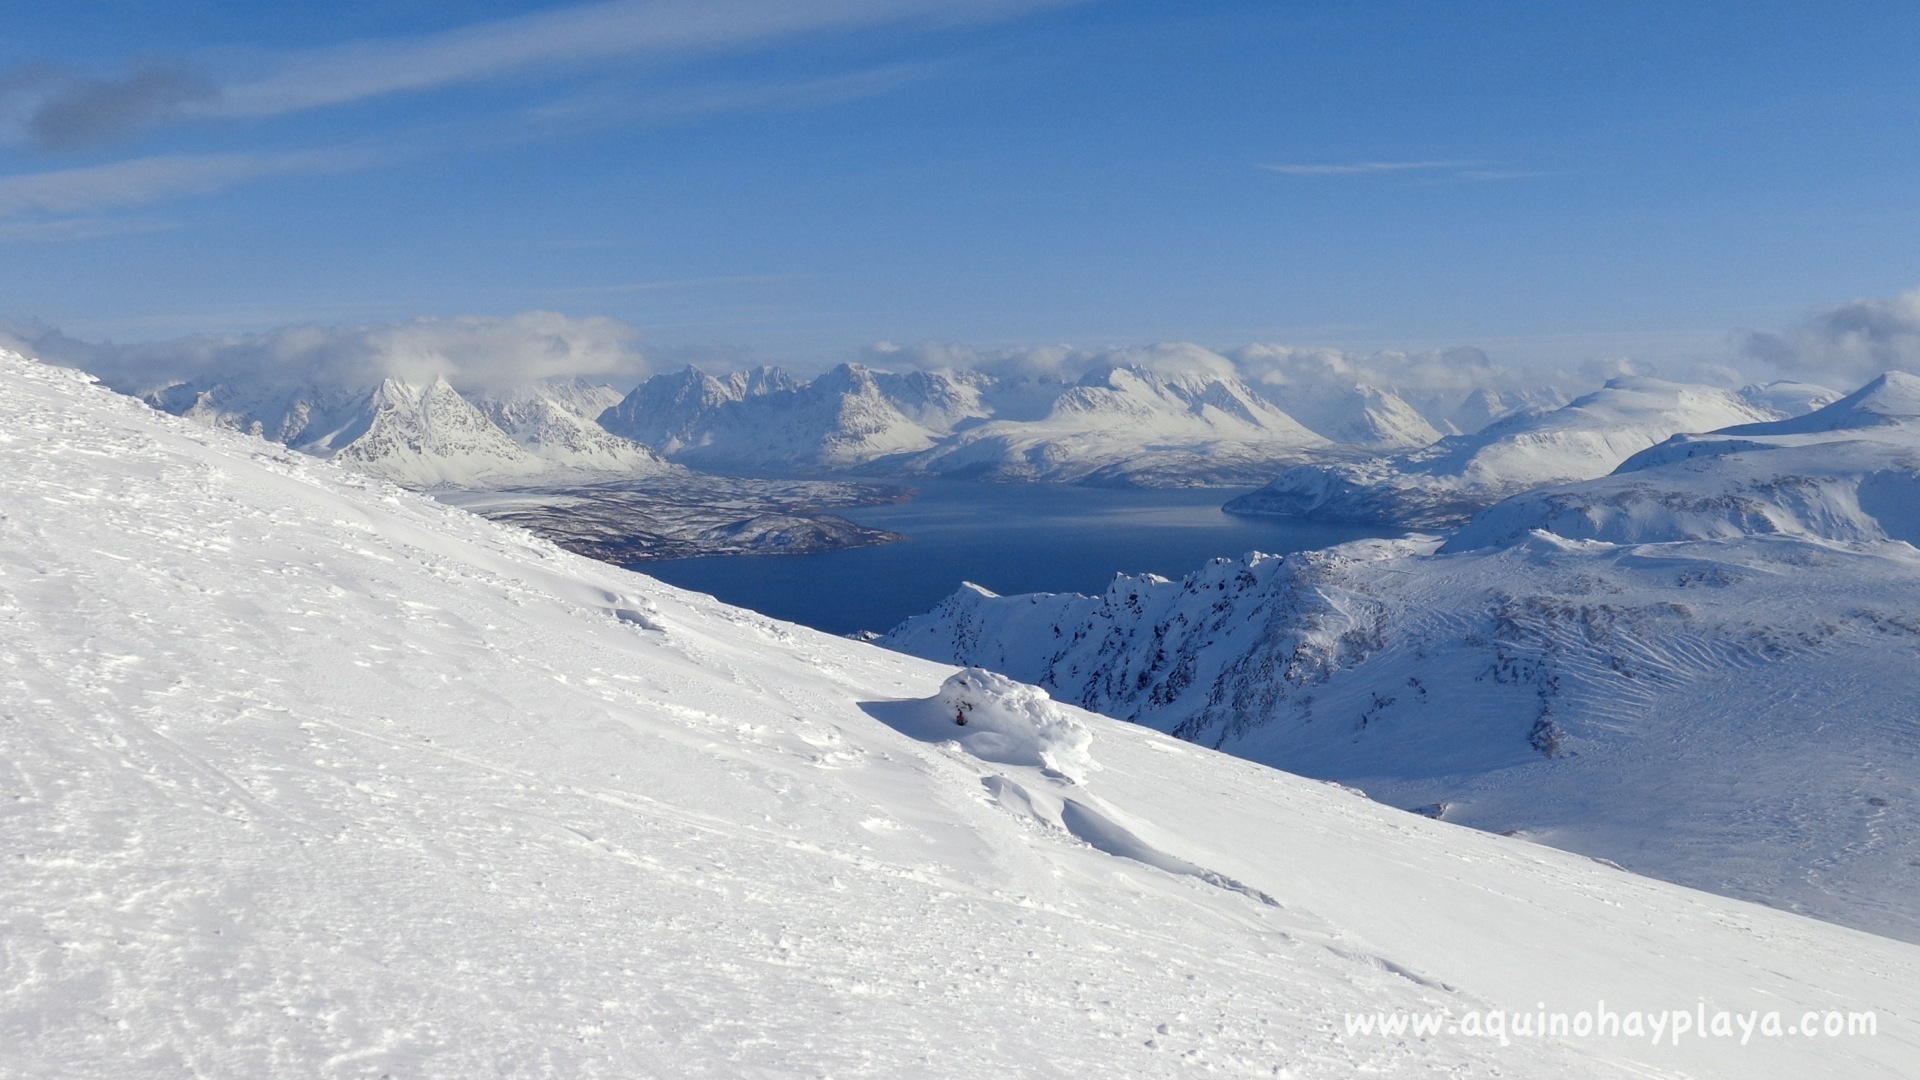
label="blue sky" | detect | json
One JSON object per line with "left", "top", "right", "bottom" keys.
{"left": 4, "top": 0, "right": 1920, "bottom": 372}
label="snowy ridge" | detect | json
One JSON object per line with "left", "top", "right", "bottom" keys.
{"left": 894, "top": 364, "right": 1332, "bottom": 486}
{"left": 5, "top": 347, "right": 1919, "bottom": 1076}
{"left": 125, "top": 372, "right": 673, "bottom": 488}
{"left": 887, "top": 374, "right": 1920, "bottom": 943}
{"left": 1226, "top": 376, "right": 1827, "bottom": 526}
{"left": 598, "top": 362, "right": 990, "bottom": 470}
{"left": 599, "top": 359, "right": 1449, "bottom": 486}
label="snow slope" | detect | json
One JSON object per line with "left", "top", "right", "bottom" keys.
{"left": 5, "top": 350, "right": 1919, "bottom": 1076}
{"left": 1226, "top": 377, "right": 1822, "bottom": 526}
{"left": 887, "top": 374, "right": 1920, "bottom": 945}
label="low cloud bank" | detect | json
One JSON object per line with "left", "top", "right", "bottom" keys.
{"left": 2, "top": 311, "right": 650, "bottom": 394}
{"left": 865, "top": 338, "right": 1604, "bottom": 402}
{"left": 18, "top": 286, "right": 1920, "bottom": 408}
{"left": 1741, "top": 287, "right": 1920, "bottom": 383}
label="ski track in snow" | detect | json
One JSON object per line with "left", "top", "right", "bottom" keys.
{"left": 2, "top": 353, "right": 1919, "bottom": 1077}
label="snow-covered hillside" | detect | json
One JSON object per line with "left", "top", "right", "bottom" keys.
{"left": 5, "top": 348, "right": 1917, "bottom": 1077}
{"left": 887, "top": 373, "right": 1920, "bottom": 944}
{"left": 1450, "top": 371, "right": 1920, "bottom": 550}
{"left": 128, "top": 372, "right": 675, "bottom": 488}
{"left": 1226, "top": 377, "right": 1834, "bottom": 526}
{"left": 895, "top": 364, "right": 1332, "bottom": 486}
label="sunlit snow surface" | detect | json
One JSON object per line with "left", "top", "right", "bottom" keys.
{"left": 2, "top": 351, "right": 1916, "bottom": 1078}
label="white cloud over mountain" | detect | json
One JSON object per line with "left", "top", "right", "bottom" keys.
{"left": 5, "top": 311, "right": 651, "bottom": 394}
{"left": 1742, "top": 286, "right": 1920, "bottom": 382}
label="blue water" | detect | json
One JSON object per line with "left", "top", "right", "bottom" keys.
{"left": 638, "top": 481, "right": 1398, "bottom": 636}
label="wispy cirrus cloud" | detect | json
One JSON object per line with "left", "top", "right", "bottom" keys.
{"left": 0, "top": 58, "right": 930, "bottom": 240}
{"left": 1452, "top": 168, "right": 1557, "bottom": 181}
{"left": 518, "top": 62, "right": 939, "bottom": 133}
{"left": 1258, "top": 160, "right": 1472, "bottom": 177}
{"left": 0, "top": 150, "right": 368, "bottom": 218}
{"left": 0, "top": 216, "right": 178, "bottom": 245}
{"left": 0, "top": 0, "right": 1084, "bottom": 244}
{"left": 551, "top": 273, "right": 809, "bottom": 296}
{"left": 209, "top": 0, "right": 1083, "bottom": 119}
{"left": 1260, "top": 160, "right": 1550, "bottom": 183}
{"left": 0, "top": 0, "right": 1082, "bottom": 150}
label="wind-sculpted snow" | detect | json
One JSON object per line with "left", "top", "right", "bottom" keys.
{"left": 1226, "top": 376, "right": 1831, "bottom": 526}
{"left": 888, "top": 385, "right": 1920, "bottom": 942}
{"left": 6, "top": 347, "right": 1920, "bottom": 1076}
{"left": 876, "top": 668, "right": 1097, "bottom": 782}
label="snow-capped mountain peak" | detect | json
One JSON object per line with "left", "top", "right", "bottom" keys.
{"left": 1723, "top": 369, "right": 1920, "bottom": 435}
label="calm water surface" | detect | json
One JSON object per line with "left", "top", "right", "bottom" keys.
{"left": 639, "top": 481, "right": 1400, "bottom": 636}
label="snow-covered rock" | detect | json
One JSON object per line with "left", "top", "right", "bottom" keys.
{"left": 1227, "top": 376, "right": 1827, "bottom": 526}
{"left": 594, "top": 363, "right": 801, "bottom": 452}
{"left": 329, "top": 376, "right": 543, "bottom": 486}
{"left": 8, "top": 346, "right": 1920, "bottom": 1077}
{"left": 886, "top": 668, "right": 1097, "bottom": 781}
{"left": 887, "top": 374, "right": 1920, "bottom": 943}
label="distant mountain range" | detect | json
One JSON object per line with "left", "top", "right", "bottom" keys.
{"left": 110, "top": 357, "right": 1504, "bottom": 489}
{"left": 103, "top": 356, "right": 1845, "bottom": 512}
{"left": 141, "top": 374, "right": 674, "bottom": 488}
{"left": 596, "top": 359, "right": 1580, "bottom": 485}
{"left": 1225, "top": 376, "right": 1841, "bottom": 526}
